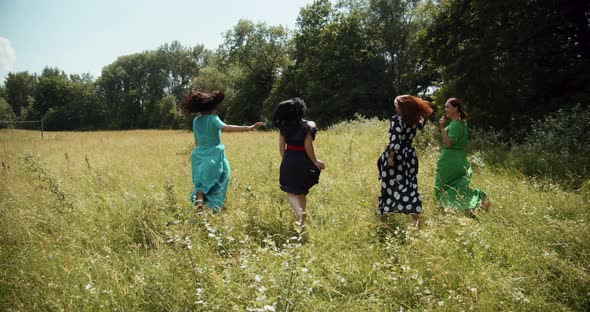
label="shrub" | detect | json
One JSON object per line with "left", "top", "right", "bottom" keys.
{"left": 523, "top": 104, "right": 590, "bottom": 156}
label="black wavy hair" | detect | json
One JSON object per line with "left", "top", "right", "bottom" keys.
{"left": 179, "top": 90, "right": 224, "bottom": 115}
{"left": 273, "top": 98, "right": 307, "bottom": 136}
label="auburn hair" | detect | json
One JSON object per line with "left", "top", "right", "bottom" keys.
{"left": 395, "top": 95, "right": 434, "bottom": 126}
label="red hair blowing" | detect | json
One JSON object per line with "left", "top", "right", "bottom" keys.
{"left": 395, "top": 95, "right": 433, "bottom": 126}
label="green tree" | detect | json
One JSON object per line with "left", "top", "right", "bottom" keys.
{"left": 98, "top": 42, "right": 210, "bottom": 129}
{"left": 31, "top": 67, "right": 69, "bottom": 121}
{"left": 154, "top": 95, "right": 184, "bottom": 129}
{"left": 423, "top": 0, "right": 590, "bottom": 133}
{"left": 98, "top": 52, "right": 165, "bottom": 128}
{"left": 279, "top": 0, "right": 434, "bottom": 125}
{"left": 217, "top": 20, "right": 291, "bottom": 124}
{"left": 287, "top": 0, "right": 366, "bottom": 124}
{"left": 157, "top": 41, "right": 212, "bottom": 101}
{"left": 191, "top": 60, "right": 243, "bottom": 123}
{"left": 33, "top": 68, "right": 105, "bottom": 130}
{"left": 3, "top": 71, "right": 37, "bottom": 117}
{"left": 0, "top": 97, "right": 16, "bottom": 126}
{"left": 66, "top": 73, "right": 106, "bottom": 130}
{"left": 366, "top": 0, "right": 437, "bottom": 97}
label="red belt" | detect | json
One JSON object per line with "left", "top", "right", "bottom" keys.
{"left": 286, "top": 145, "right": 305, "bottom": 151}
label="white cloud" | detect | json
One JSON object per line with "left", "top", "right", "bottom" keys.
{"left": 0, "top": 37, "right": 17, "bottom": 74}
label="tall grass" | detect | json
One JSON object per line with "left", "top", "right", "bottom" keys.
{"left": 0, "top": 120, "right": 588, "bottom": 311}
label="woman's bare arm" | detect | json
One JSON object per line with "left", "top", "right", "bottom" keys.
{"left": 304, "top": 132, "right": 325, "bottom": 170}
{"left": 279, "top": 135, "right": 286, "bottom": 159}
{"left": 222, "top": 122, "right": 264, "bottom": 132}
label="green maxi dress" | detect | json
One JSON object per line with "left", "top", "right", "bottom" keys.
{"left": 434, "top": 120, "right": 486, "bottom": 210}
{"left": 190, "top": 114, "right": 230, "bottom": 213}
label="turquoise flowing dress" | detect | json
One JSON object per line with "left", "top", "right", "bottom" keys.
{"left": 190, "top": 114, "right": 230, "bottom": 213}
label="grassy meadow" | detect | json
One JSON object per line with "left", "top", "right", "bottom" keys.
{"left": 0, "top": 119, "right": 588, "bottom": 311}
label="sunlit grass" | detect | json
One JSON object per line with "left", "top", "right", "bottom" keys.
{"left": 1, "top": 119, "right": 588, "bottom": 311}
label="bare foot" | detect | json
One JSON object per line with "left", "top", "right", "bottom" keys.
{"left": 411, "top": 214, "right": 421, "bottom": 229}
{"left": 300, "top": 212, "right": 307, "bottom": 227}
{"left": 195, "top": 199, "right": 204, "bottom": 213}
{"left": 481, "top": 197, "right": 491, "bottom": 211}
{"left": 297, "top": 212, "right": 308, "bottom": 243}
{"left": 298, "top": 224, "right": 308, "bottom": 243}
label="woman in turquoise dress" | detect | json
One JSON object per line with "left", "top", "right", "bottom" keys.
{"left": 434, "top": 97, "right": 490, "bottom": 210}
{"left": 180, "top": 90, "right": 263, "bottom": 213}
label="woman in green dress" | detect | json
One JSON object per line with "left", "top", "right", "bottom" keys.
{"left": 180, "top": 90, "right": 263, "bottom": 213}
{"left": 435, "top": 98, "right": 490, "bottom": 210}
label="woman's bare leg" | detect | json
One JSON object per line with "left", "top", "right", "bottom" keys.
{"left": 196, "top": 190, "right": 205, "bottom": 212}
{"left": 300, "top": 195, "right": 307, "bottom": 228}
{"left": 287, "top": 193, "right": 307, "bottom": 232}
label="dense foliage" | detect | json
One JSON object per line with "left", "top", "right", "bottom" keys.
{"left": 1, "top": 0, "right": 587, "bottom": 133}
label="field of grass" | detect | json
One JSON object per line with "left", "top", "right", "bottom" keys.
{"left": 1, "top": 118, "right": 588, "bottom": 311}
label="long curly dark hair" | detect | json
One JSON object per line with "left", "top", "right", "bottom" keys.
{"left": 395, "top": 95, "right": 434, "bottom": 126}
{"left": 273, "top": 98, "right": 307, "bottom": 136}
{"left": 179, "top": 90, "right": 224, "bottom": 115}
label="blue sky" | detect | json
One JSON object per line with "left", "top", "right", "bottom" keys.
{"left": 0, "top": 0, "right": 317, "bottom": 84}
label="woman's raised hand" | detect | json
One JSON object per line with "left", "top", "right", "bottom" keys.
{"left": 438, "top": 115, "right": 446, "bottom": 128}
{"left": 249, "top": 122, "right": 264, "bottom": 130}
{"left": 387, "top": 152, "right": 395, "bottom": 167}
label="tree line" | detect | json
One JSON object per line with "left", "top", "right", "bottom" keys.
{"left": 1, "top": 0, "right": 588, "bottom": 135}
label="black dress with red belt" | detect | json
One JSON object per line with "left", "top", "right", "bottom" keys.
{"left": 279, "top": 120, "right": 320, "bottom": 195}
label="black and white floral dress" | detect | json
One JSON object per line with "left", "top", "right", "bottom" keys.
{"left": 377, "top": 115, "right": 425, "bottom": 215}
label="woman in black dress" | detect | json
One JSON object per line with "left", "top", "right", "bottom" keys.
{"left": 273, "top": 98, "right": 325, "bottom": 232}
{"left": 377, "top": 95, "right": 433, "bottom": 227}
